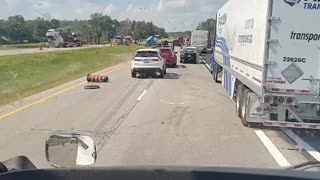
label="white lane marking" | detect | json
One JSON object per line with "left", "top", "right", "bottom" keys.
{"left": 160, "top": 100, "right": 191, "bottom": 105}
{"left": 282, "top": 128, "right": 320, "bottom": 161}
{"left": 137, "top": 90, "right": 147, "bottom": 101}
{"left": 199, "top": 56, "right": 212, "bottom": 71}
{"left": 254, "top": 130, "right": 291, "bottom": 167}
{"left": 204, "top": 63, "right": 211, "bottom": 71}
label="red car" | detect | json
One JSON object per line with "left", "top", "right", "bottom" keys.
{"left": 160, "top": 48, "right": 177, "bottom": 67}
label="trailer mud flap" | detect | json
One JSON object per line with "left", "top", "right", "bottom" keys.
{"left": 247, "top": 93, "right": 270, "bottom": 123}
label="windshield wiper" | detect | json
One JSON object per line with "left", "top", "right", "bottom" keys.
{"left": 287, "top": 161, "right": 320, "bottom": 170}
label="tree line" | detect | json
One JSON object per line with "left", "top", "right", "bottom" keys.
{"left": 166, "top": 31, "right": 192, "bottom": 39}
{"left": 165, "top": 18, "right": 216, "bottom": 40}
{"left": 0, "top": 13, "right": 168, "bottom": 44}
{"left": 197, "top": 18, "right": 216, "bottom": 46}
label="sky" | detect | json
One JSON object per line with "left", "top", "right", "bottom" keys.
{"left": 0, "top": 0, "right": 227, "bottom": 32}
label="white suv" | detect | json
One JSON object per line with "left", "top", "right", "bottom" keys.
{"left": 131, "top": 49, "right": 167, "bottom": 78}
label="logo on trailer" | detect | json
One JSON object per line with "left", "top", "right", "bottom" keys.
{"left": 256, "top": 107, "right": 262, "bottom": 113}
{"left": 218, "top": 13, "right": 227, "bottom": 34}
{"left": 283, "top": 0, "right": 301, "bottom": 6}
{"left": 218, "top": 13, "right": 227, "bottom": 26}
{"left": 284, "top": 0, "right": 320, "bottom": 9}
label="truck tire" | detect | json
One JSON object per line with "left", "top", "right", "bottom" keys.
{"left": 131, "top": 72, "right": 136, "bottom": 78}
{"left": 240, "top": 89, "right": 251, "bottom": 127}
{"left": 212, "top": 65, "right": 217, "bottom": 81}
{"left": 235, "top": 84, "right": 245, "bottom": 118}
{"left": 158, "top": 71, "right": 164, "bottom": 78}
{"left": 213, "top": 65, "right": 221, "bottom": 83}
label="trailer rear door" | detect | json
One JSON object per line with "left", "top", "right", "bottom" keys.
{"left": 266, "top": 0, "right": 320, "bottom": 95}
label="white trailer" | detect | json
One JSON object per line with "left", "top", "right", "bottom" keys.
{"left": 213, "top": 0, "right": 320, "bottom": 129}
{"left": 191, "top": 30, "right": 208, "bottom": 49}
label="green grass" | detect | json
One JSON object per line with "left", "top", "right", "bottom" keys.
{"left": 0, "top": 45, "right": 142, "bottom": 105}
{"left": 0, "top": 43, "right": 47, "bottom": 50}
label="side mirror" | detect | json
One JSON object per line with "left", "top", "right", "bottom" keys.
{"left": 45, "top": 131, "right": 96, "bottom": 167}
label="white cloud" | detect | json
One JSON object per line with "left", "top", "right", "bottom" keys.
{"left": 126, "top": 4, "right": 134, "bottom": 12}
{"left": 0, "top": 0, "right": 227, "bottom": 31}
{"left": 157, "top": 0, "right": 191, "bottom": 11}
{"left": 117, "top": 0, "right": 226, "bottom": 31}
{"left": 103, "top": 4, "right": 116, "bottom": 15}
{"left": 71, "top": 2, "right": 116, "bottom": 19}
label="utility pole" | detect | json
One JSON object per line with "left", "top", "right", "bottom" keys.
{"left": 207, "top": 20, "right": 211, "bottom": 48}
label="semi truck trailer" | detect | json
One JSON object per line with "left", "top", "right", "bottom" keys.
{"left": 212, "top": 0, "right": 320, "bottom": 129}
{"left": 191, "top": 30, "right": 208, "bottom": 49}
{"left": 46, "top": 29, "right": 82, "bottom": 48}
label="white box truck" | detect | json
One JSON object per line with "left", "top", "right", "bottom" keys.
{"left": 191, "top": 30, "right": 208, "bottom": 48}
{"left": 212, "top": 0, "right": 320, "bottom": 129}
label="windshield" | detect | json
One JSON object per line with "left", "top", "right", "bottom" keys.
{"left": 160, "top": 49, "right": 172, "bottom": 54}
{"left": 183, "top": 49, "right": 197, "bottom": 53}
{"left": 0, "top": 0, "right": 319, "bottom": 173}
{"left": 135, "top": 51, "right": 158, "bottom": 57}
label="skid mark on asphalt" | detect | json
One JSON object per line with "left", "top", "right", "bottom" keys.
{"left": 94, "top": 80, "right": 155, "bottom": 153}
{"left": 167, "top": 106, "right": 190, "bottom": 136}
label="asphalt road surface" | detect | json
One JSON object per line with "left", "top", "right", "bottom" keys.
{"left": 48, "top": 142, "right": 78, "bottom": 167}
{"left": 0, "top": 48, "right": 316, "bottom": 169}
{"left": 0, "top": 45, "right": 107, "bottom": 56}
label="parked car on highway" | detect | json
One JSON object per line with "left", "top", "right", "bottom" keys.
{"left": 201, "top": 47, "right": 213, "bottom": 54}
{"left": 151, "top": 43, "right": 158, "bottom": 48}
{"left": 131, "top": 49, "right": 167, "bottom": 78}
{"left": 180, "top": 47, "right": 200, "bottom": 64}
{"left": 160, "top": 47, "right": 177, "bottom": 67}
{"left": 173, "top": 40, "right": 181, "bottom": 47}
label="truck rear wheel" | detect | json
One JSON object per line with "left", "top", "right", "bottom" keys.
{"left": 131, "top": 71, "right": 136, "bottom": 78}
{"left": 158, "top": 70, "right": 164, "bottom": 78}
{"left": 240, "top": 89, "right": 251, "bottom": 127}
{"left": 213, "top": 65, "right": 221, "bottom": 83}
{"left": 235, "top": 84, "right": 245, "bottom": 118}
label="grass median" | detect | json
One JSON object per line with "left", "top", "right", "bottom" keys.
{"left": 0, "top": 45, "right": 142, "bottom": 105}
{"left": 0, "top": 43, "right": 45, "bottom": 50}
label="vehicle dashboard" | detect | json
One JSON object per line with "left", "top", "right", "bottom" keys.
{"left": 0, "top": 166, "right": 319, "bottom": 180}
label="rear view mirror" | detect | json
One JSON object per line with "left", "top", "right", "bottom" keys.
{"left": 45, "top": 131, "right": 96, "bottom": 167}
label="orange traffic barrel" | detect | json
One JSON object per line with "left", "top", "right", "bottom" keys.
{"left": 87, "top": 74, "right": 109, "bottom": 83}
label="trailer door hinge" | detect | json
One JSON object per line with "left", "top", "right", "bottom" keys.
{"left": 267, "top": 39, "right": 279, "bottom": 44}
{"left": 302, "top": 76, "right": 320, "bottom": 82}
{"left": 266, "top": 61, "right": 276, "bottom": 65}
{"left": 268, "top": 17, "right": 280, "bottom": 21}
